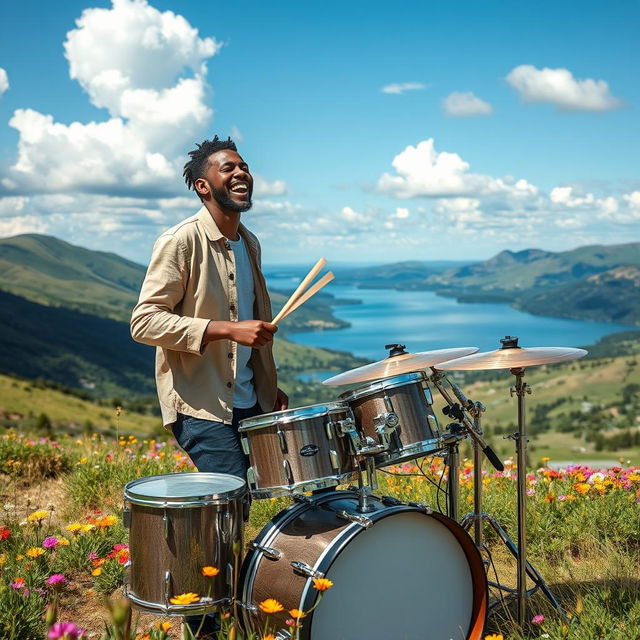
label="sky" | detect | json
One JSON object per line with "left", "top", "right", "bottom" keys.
{"left": 0, "top": 0, "right": 638, "bottom": 266}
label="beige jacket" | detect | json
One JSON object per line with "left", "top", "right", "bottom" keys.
{"left": 130, "top": 207, "right": 277, "bottom": 427}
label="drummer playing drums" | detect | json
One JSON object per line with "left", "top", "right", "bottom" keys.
{"left": 131, "top": 135, "right": 288, "bottom": 479}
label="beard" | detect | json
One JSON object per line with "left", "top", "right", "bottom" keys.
{"left": 212, "top": 186, "right": 253, "bottom": 213}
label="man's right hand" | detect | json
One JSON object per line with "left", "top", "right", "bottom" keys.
{"left": 204, "top": 320, "right": 277, "bottom": 348}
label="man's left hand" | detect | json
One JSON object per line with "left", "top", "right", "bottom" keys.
{"left": 273, "top": 387, "right": 289, "bottom": 411}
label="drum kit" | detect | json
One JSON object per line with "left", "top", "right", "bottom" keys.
{"left": 123, "top": 336, "right": 587, "bottom": 639}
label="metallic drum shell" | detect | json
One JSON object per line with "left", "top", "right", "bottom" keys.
{"left": 124, "top": 473, "right": 245, "bottom": 616}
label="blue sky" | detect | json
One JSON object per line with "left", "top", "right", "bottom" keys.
{"left": 0, "top": 0, "right": 638, "bottom": 265}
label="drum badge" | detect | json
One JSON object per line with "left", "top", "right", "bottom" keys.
{"left": 299, "top": 444, "right": 319, "bottom": 456}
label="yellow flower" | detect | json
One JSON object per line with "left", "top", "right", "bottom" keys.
{"left": 26, "top": 547, "right": 45, "bottom": 558}
{"left": 484, "top": 635, "right": 503, "bottom": 640}
{"left": 574, "top": 483, "right": 590, "bottom": 495}
{"left": 66, "top": 523, "right": 83, "bottom": 533}
{"left": 169, "top": 592, "right": 200, "bottom": 605}
{"left": 27, "top": 510, "right": 49, "bottom": 523}
{"left": 259, "top": 599, "right": 284, "bottom": 614}
{"left": 0, "top": 553, "right": 6, "bottom": 565}
{"left": 92, "top": 568, "right": 103, "bottom": 576}
{"left": 312, "top": 577, "right": 334, "bottom": 591}
{"left": 155, "top": 621, "right": 172, "bottom": 631}
{"left": 289, "top": 609, "right": 306, "bottom": 619}
{"left": 80, "top": 524, "right": 95, "bottom": 533}
{"left": 201, "top": 566, "right": 220, "bottom": 577}
{"left": 58, "top": 538, "right": 70, "bottom": 546}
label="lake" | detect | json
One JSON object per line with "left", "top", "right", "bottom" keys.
{"left": 265, "top": 270, "right": 631, "bottom": 362}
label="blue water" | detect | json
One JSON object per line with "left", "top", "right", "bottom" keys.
{"left": 266, "top": 273, "right": 631, "bottom": 361}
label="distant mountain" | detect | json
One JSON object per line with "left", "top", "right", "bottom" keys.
{"left": 335, "top": 243, "right": 640, "bottom": 325}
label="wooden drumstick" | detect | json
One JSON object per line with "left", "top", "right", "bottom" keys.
{"left": 272, "top": 257, "right": 326, "bottom": 324}
{"left": 273, "top": 272, "right": 334, "bottom": 325}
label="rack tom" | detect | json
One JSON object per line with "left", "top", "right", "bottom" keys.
{"left": 339, "top": 371, "right": 442, "bottom": 467}
{"left": 238, "top": 403, "right": 357, "bottom": 498}
{"left": 123, "top": 473, "right": 245, "bottom": 615}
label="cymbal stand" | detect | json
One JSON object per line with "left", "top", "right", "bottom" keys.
{"left": 432, "top": 369, "right": 567, "bottom": 627}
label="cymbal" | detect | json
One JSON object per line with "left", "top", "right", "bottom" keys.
{"left": 437, "top": 337, "right": 587, "bottom": 371}
{"left": 322, "top": 346, "right": 479, "bottom": 386}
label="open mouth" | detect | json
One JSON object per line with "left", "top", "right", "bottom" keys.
{"left": 230, "top": 181, "right": 250, "bottom": 196}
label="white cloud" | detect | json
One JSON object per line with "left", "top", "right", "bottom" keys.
{"left": 381, "top": 82, "right": 427, "bottom": 95}
{"left": 442, "top": 92, "right": 493, "bottom": 117}
{"left": 506, "top": 65, "right": 621, "bottom": 112}
{"left": 0, "top": 68, "right": 8, "bottom": 97}
{"left": 230, "top": 125, "right": 244, "bottom": 142}
{"left": 394, "top": 207, "right": 410, "bottom": 219}
{"left": 0, "top": 215, "right": 49, "bottom": 237}
{"left": 377, "top": 138, "right": 538, "bottom": 200}
{"left": 253, "top": 175, "right": 287, "bottom": 197}
{"left": 5, "top": 0, "right": 218, "bottom": 195}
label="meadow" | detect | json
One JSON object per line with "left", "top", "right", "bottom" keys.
{"left": 1, "top": 424, "right": 639, "bottom": 640}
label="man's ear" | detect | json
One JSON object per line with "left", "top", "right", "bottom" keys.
{"left": 195, "top": 178, "right": 210, "bottom": 198}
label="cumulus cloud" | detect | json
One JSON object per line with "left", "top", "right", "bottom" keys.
{"left": 442, "top": 92, "right": 493, "bottom": 117}
{"left": 0, "top": 68, "right": 8, "bottom": 97}
{"left": 377, "top": 138, "right": 538, "bottom": 200}
{"left": 5, "top": 0, "right": 218, "bottom": 195}
{"left": 381, "top": 82, "right": 427, "bottom": 95}
{"left": 506, "top": 65, "right": 622, "bottom": 112}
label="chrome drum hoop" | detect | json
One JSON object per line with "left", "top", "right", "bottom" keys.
{"left": 247, "top": 471, "right": 357, "bottom": 499}
{"left": 374, "top": 436, "right": 445, "bottom": 468}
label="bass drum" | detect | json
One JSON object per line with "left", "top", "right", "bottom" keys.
{"left": 240, "top": 491, "right": 487, "bottom": 640}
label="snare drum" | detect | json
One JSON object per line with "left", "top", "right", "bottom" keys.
{"left": 339, "top": 371, "right": 442, "bottom": 467}
{"left": 123, "top": 473, "right": 245, "bottom": 615}
{"left": 240, "top": 491, "right": 487, "bottom": 639}
{"left": 238, "top": 403, "right": 357, "bottom": 498}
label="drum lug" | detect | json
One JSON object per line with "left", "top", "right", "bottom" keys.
{"left": 122, "top": 505, "right": 131, "bottom": 528}
{"left": 163, "top": 509, "right": 170, "bottom": 540}
{"left": 237, "top": 601, "right": 258, "bottom": 615}
{"left": 163, "top": 570, "right": 171, "bottom": 607}
{"left": 247, "top": 466, "right": 258, "bottom": 489}
{"left": 291, "top": 560, "right": 324, "bottom": 579}
{"left": 335, "top": 509, "right": 373, "bottom": 528}
{"left": 277, "top": 428, "right": 288, "bottom": 454}
{"left": 336, "top": 417, "right": 363, "bottom": 452}
{"left": 241, "top": 436, "right": 250, "bottom": 455}
{"left": 329, "top": 449, "right": 340, "bottom": 471}
{"left": 381, "top": 495, "right": 403, "bottom": 506}
{"left": 283, "top": 459, "right": 294, "bottom": 484}
{"left": 226, "top": 562, "right": 234, "bottom": 587}
{"left": 248, "top": 541, "right": 283, "bottom": 560}
{"left": 428, "top": 413, "right": 439, "bottom": 433}
{"left": 408, "top": 501, "right": 432, "bottom": 514}
{"left": 422, "top": 382, "right": 433, "bottom": 405}
{"left": 374, "top": 411, "right": 399, "bottom": 435}
{"left": 324, "top": 421, "right": 334, "bottom": 440}
{"left": 293, "top": 494, "right": 316, "bottom": 506}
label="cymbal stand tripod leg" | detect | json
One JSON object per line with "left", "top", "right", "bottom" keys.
{"left": 446, "top": 438, "right": 460, "bottom": 522}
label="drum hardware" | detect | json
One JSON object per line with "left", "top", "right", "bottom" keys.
{"left": 248, "top": 542, "right": 282, "bottom": 561}
{"left": 291, "top": 561, "right": 325, "bottom": 579}
{"left": 439, "top": 336, "right": 586, "bottom": 628}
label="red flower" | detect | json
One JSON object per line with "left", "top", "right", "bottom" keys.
{"left": 0, "top": 527, "right": 10, "bottom": 540}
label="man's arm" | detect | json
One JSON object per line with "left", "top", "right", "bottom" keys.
{"left": 131, "top": 234, "right": 276, "bottom": 353}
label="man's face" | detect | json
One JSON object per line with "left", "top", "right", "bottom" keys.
{"left": 199, "top": 149, "right": 253, "bottom": 212}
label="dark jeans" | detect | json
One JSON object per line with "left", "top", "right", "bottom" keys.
{"left": 173, "top": 403, "right": 261, "bottom": 478}
{"left": 172, "top": 404, "right": 261, "bottom": 637}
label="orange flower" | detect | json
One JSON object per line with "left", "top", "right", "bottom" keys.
{"left": 155, "top": 621, "right": 172, "bottom": 631}
{"left": 169, "top": 592, "right": 200, "bottom": 605}
{"left": 289, "top": 609, "right": 306, "bottom": 619}
{"left": 201, "top": 566, "right": 220, "bottom": 577}
{"left": 312, "top": 577, "right": 334, "bottom": 591}
{"left": 259, "top": 598, "right": 284, "bottom": 614}
{"left": 484, "top": 635, "right": 503, "bottom": 640}
{"left": 261, "top": 635, "right": 276, "bottom": 640}
{"left": 544, "top": 493, "right": 555, "bottom": 503}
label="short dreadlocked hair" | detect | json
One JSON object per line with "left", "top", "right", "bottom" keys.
{"left": 183, "top": 136, "right": 238, "bottom": 199}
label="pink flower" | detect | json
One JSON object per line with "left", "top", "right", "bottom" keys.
{"left": 87, "top": 552, "right": 99, "bottom": 560}
{"left": 47, "top": 574, "right": 67, "bottom": 586}
{"left": 531, "top": 614, "right": 545, "bottom": 625}
{"left": 557, "top": 495, "right": 568, "bottom": 501}
{"left": 526, "top": 489, "right": 535, "bottom": 496}
{"left": 47, "top": 622, "right": 86, "bottom": 639}
{"left": 43, "top": 537, "right": 59, "bottom": 549}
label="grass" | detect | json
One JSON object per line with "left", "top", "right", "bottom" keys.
{"left": 1, "top": 430, "right": 639, "bottom": 640}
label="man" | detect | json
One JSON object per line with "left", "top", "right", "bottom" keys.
{"left": 131, "top": 136, "right": 288, "bottom": 481}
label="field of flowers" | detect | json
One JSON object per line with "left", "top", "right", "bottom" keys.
{"left": 1, "top": 428, "right": 639, "bottom": 640}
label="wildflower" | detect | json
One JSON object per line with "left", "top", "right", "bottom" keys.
{"left": 261, "top": 635, "right": 276, "bottom": 640}
{"left": 286, "top": 619, "right": 303, "bottom": 628}
{"left": 87, "top": 552, "right": 99, "bottom": 560}
{"left": 27, "top": 510, "right": 49, "bottom": 523}
{"left": 43, "top": 536, "right": 59, "bottom": 549}
{"left": 202, "top": 566, "right": 220, "bottom": 577}
{"left": 289, "top": 609, "right": 306, "bottom": 619}
{"left": 58, "top": 538, "right": 71, "bottom": 546}
{"left": 11, "top": 577, "right": 26, "bottom": 589}
{"left": 91, "top": 568, "right": 102, "bottom": 576}
{"left": 169, "top": 592, "right": 200, "bottom": 605}
{"left": 155, "top": 622, "right": 172, "bottom": 631}
{"left": 65, "top": 523, "right": 83, "bottom": 533}
{"left": 484, "top": 635, "right": 503, "bottom": 640}
{"left": 47, "top": 574, "right": 67, "bottom": 586}
{"left": 532, "top": 614, "right": 545, "bottom": 625}
{"left": 574, "top": 483, "right": 590, "bottom": 495}
{"left": 544, "top": 493, "right": 555, "bottom": 503}
{"left": 259, "top": 598, "right": 285, "bottom": 614}
{"left": 0, "top": 553, "right": 6, "bottom": 565}
{"left": 47, "top": 621, "right": 86, "bottom": 639}
{"left": 526, "top": 489, "right": 535, "bottom": 496}
{"left": 312, "top": 577, "right": 334, "bottom": 591}
{"left": 0, "top": 526, "right": 10, "bottom": 540}
{"left": 26, "top": 547, "right": 45, "bottom": 558}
